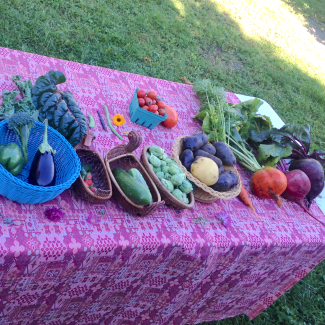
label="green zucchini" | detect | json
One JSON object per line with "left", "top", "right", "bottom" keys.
{"left": 128, "top": 168, "right": 149, "bottom": 189}
{"left": 113, "top": 168, "right": 153, "bottom": 205}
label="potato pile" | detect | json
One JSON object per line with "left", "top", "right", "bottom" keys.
{"left": 180, "top": 132, "right": 239, "bottom": 192}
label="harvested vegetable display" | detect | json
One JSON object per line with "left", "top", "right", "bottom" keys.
{"left": 130, "top": 89, "right": 167, "bottom": 129}
{"left": 135, "top": 89, "right": 178, "bottom": 128}
{"left": 29, "top": 119, "right": 56, "bottom": 187}
{"left": 161, "top": 105, "right": 178, "bottom": 128}
{"left": 0, "top": 75, "right": 39, "bottom": 169}
{"left": 193, "top": 149, "right": 224, "bottom": 172}
{"left": 0, "top": 75, "right": 39, "bottom": 121}
{"left": 192, "top": 79, "right": 289, "bottom": 207}
{"left": 282, "top": 169, "right": 325, "bottom": 226}
{"left": 8, "top": 112, "right": 35, "bottom": 165}
{"left": 137, "top": 89, "right": 166, "bottom": 117}
{"left": 146, "top": 145, "right": 193, "bottom": 204}
{"left": 289, "top": 159, "right": 324, "bottom": 209}
{"left": 0, "top": 143, "right": 24, "bottom": 176}
{"left": 237, "top": 173, "right": 256, "bottom": 214}
{"left": 211, "top": 171, "right": 238, "bottom": 192}
{"left": 88, "top": 114, "right": 95, "bottom": 128}
{"left": 128, "top": 168, "right": 149, "bottom": 189}
{"left": 179, "top": 132, "right": 239, "bottom": 193}
{"left": 271, "top": 124, "right": 324, "bottom": 167}
{"left": 80, "top": 164, "right": 96, "bottom": 192}
{"left": 214, "top": 142, "right": 236, "bottom": 166}
{"left": 104, "top": 105, "right": 125, "bottom": 141}
{"left": 31, "top": 70, "right": 87, "bottom": 147}
{"left": 180, "top": 149, "right": 194, "bottom": 171}
{"left": 192, "top": 79, "right": 290, "bottom": 169}
{"left": 250, "top": 166, "right": 287, "bottom": 207}
{"left": 112, "top": 168, "right": 153, "bottom": 205}
{"left": 183, "top": 132, "right": 208, "bottom": 151}
{"left": 97, "top": 111, "right": 107, "bottom": 131}
{"left": 191, "top": 157, "right": 219, "bottom": 186}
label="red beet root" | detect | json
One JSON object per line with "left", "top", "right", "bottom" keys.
{"left": 282, "top": 169, "right": 325, "bottom": 226}
{"left": 289, "top": 158, "right": 324, "bottom": 209}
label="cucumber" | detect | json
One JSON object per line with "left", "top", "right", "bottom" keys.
{"left": 128, "top": 168, "right": 149, "bottom": 189}
{"left": 113, "top": 168, "right": 153, "bottom": 205}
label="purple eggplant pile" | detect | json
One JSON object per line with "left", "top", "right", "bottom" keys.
{"left": 180, "top": 131, "right": 239, "bottom": 192}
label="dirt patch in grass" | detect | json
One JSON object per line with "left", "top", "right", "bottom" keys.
{"left": 202, "top": 46, "right": 243, "bottom": 70}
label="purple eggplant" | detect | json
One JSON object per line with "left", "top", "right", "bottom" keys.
{"left": 29, "top": 119, "right": 56, "bottom": 187}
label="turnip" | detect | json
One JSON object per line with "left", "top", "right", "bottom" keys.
{"left": 281, "top": 169, "right": 325, "bottom": 226}
{"left": 289, "top": 158, "right": 324, "bottom": 209}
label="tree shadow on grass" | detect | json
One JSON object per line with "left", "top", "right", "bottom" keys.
{"left": 282, "top": 0, "right": 325, "bottom": 46}
{"left": 160, "top": 0, "right": 325, "bottom": 150}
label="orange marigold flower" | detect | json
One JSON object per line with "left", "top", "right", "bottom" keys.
{"left": 112, "top": 114, "right": 125, "bottom": 127}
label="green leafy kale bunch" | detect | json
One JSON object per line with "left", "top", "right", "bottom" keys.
{"left": 0, "top": 75, "right": 39, "bottom": 121}
{"left": 0, "top": 75, "right": 38, "bottom": 166}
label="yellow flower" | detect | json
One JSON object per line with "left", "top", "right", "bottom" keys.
{"left": 112, "top": 114, "right": 125, "bottom": 127}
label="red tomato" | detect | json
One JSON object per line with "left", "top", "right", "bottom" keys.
{"left": 145, "top": 97, "right": 153, "bottom": 106}
{"left": 90, "top": 186, "right": 96, "bottom": 192}
{"left": 138, "top": 98, "right": 145, "bottom": 107}
{"left": 148, "top": 105, "right": 158, "bottom": 113}
{"left": 158, "top": 108, "right": 165, "bottom": 116}
{"left": 161, "top": 105, "right": 178, "bottom": 128}
{"left": 137, "top": 89, "right": 146, "bottom": 98}
{"left": 157, "top": 101, "right": 166, "bottom": 109}
{"left": 147, "top": 90, "right": 157, "bottom": 100}
{"left": 86, "top": 172, "right": 93, "bottom": 180}
{"left": 152, "top": 100, "right": 156, "bottom": 105}
{"left": 155, "top": 111, "right": 159, "bottom": 115}
{"left": 142, "top": 105, "right": 149, "bottom": 110}
{"left": 84, "top": 179, "right": 93, "bottom": 187}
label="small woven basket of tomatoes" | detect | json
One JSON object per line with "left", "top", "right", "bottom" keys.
{"left": 72, "top": 134, "right": 112, "bottom": 203}
{"left": 129, "top": 89, "right": 167, "bottom": 129}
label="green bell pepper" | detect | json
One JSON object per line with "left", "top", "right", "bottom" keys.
{"left": 0, "top": 143, "right": 24, "bottom": 176}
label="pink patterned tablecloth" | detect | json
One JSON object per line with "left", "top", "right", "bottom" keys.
{"left": 0, "top": 47, "right": 325, "bottom": 325}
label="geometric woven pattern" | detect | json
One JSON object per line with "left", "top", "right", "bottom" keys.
{"left": 0, "top": 47, "right": 325, "bottom": 325}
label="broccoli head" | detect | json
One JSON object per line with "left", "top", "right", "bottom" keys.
{"left": 8, "top": 112, "right": 35, "bottom": 165}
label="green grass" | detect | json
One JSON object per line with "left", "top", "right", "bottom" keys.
{"left": 1, "top": 0, "right": 325, "bottom": 324}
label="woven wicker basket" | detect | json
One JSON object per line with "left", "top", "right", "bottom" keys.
{"left": 172, "top": 136, "right": 241, "bottom": 203}
{"left": 141, "top": 146, "right": 194, "bottom": 209}
{"left": 72, "top": 132, "right": 112, "bottom": 203}
{"left": 105, "top": 131, "right": 164, "bottom": 216}
{"left": 0, "top": 120, "right": 80, "bottom": 204}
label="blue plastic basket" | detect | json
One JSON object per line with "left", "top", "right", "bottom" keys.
{"left": 129, "top": 88, "right": 167, "bottom": 129}
{"left": 0, "top": 120, "right": 81, "bottom": 204}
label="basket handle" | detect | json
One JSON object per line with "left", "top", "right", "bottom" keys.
{"left": 105, "top": 131, "right": 142, "bottom": 160}
{"left": 74, "top": 129, "right": 96, "bottom": 150}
